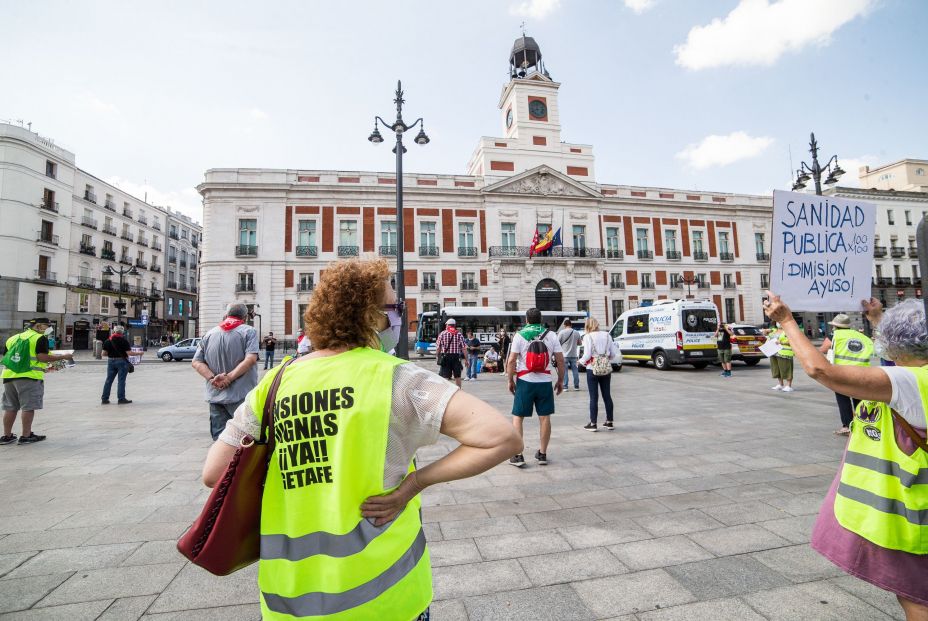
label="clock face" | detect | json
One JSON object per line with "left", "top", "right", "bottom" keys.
{"left": 506, "top": 109, "right": 513, "bottom": 128}
{"left": 529, "top": 99, "right": 547, "bottom": 119}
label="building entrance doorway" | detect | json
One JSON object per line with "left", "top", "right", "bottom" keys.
{"left": 535, "top": 279, "right": 562, "bottom": 311}
{"left": 72, "top": 321, "right": 90, "bottom": 350}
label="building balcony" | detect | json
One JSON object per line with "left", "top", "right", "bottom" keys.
{"left": 693, "top": 251, "right": 708, "bottom": 261}
{"left": 168, "top": 256, "right": 177, "bottom": 264}
{"left": 135, "top": 259, "right": 148, "bottom": 270}
{"left": 180, "top": 260, "right": 188, "bottom": 268}
{"left": 82, "top": 217, "right": 98, "bottom": 229}
{"left": 610, "top": 282, "right": 626, "bottom": 289}
{"left": 138, "top": 215, "right": 148, "bottom": 225}
{"left": 167, "top": 280, "right": 178, "bottom": 289}
{"left": 153, "top": 222, "right": 161, "bottom": 231}
{"left": 606, "top": 249, "right": 624, "bottom": 260}
{"left": 36, "top": 231, "right": 59, "bottom": 245}
{"left": 40, "top": 199, "right": 59, "bottom": 213}
{"left": 670, "top": 282, "right": 683, "bottom": 289}
{"left": 120, "top": 232, "right": 134, "bottom": 242}
{"left": 34, "top": 269, "right": 56, "bottom": 282}
{"left": 458, "top": 246, "right": 478, "bottom": 257}
{"left": 120, "top": 284, "right": 146, "bottom": 296}
{"left": 101, "top": 249, "right": 116, "bottom": 261}
{"left": 895, "top": 277, "right": 912, "bottom": 286}
{"left": 637, "top": 250, "right": 653, "bottom": 260}
{"left": 169, "top": 232, "right": 180, "bottom": 240}
{"left": 103, "top": 201, "right": 115, "bottom": 212}
{"left": 697, "top": 282, "right": 710, "bottom": 289}
{"left": 873, "top": 246, "right": 887, "bottom": 258}
{"left": 461, "top": 282, "right": 478, "bottom": 291}
{"left": 419, "top": 245, "right": 440, "bottom": 257}
{"left": 890, "top": 246, "right": 906, "bottom": 258}
{"left": 296, "top": 245, "right": 318, "bottom": 257}
{"left": 487, "top": 246, "right": 605, "bottom": 259}
{"left": 235, "top": 245, "right": 258, "bottom": 257}
{"left": 150, "top": 288, "right": 162, "bottom": 299}
{"left": 756, "top": 252, "right": 770, "bottom": 261}
{"left": 76, "top": 276, "right": 96, "bottom": 289}
{"left": 100, "top": 280, "right": 116, "bottom": 292}
{"left": 724, "top": 281, "right": 736, "bottom": 289}
{"left": 151, "top": 264, "right": 161, "bottom": 273}
{"left": 913, "top": 277, "right": 922, "bottom": 286}
{"left": 152, "top": 243, "right": 163, "bottom": 251}
{"left": 102, "top": 224, "right": 117, "bottom": 236}
{"left": 720, "top": 252, "right": 735, "bottom": 262}
{"left": 298, "top": 283, "right": 314, "bottom": 292}
{"left": 909, "top": 248, "right": 919, "bottom": 258}
{"left": 79, "top": 244, "right": 96, "bottom": 256}
{"left": 122, "top": 208, "right": 133, "bottom": 218}
{"left": 191, "top": 238, "right": 199, "bottom": 248}
{"left": 84, "top": 191, "right": 97, "bottom": 204}
{"left": 875, "top": 277, "right": 893, "bottom": 287}
{"left": 235, "top": 283, "right": 255, "bottom": 293}
{"left": 189, "top": 286, "right": 198, "bottom": 294}
{"left": 379, "top": 246, "right": 396, "bottom": 257}
{"left": 760, "top": 278, "right": 770, "bottom": 288}
{"left": 640, "top": 280, "right": 654, "bottom": 289}
{"left": 137, "top": 236, "right": 149, "bottom": 247}
{"left": 421, "top": 282, "right": 438, "bottom": 291}
{"left": 337, "top": 245, "right": 359, "bottom": 258}
{"left": 119, "top": 256, "right": 133, "bottom": 266}
{"left": 666, "top": 250, "right": 681, "bottom": 260}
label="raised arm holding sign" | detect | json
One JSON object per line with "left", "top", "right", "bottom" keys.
{"left": 769, "top": 190, "right": 877, "bottom": 312}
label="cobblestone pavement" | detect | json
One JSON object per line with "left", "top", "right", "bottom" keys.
{"left": 0, "top": 357, "right": 904, "bottom": 620}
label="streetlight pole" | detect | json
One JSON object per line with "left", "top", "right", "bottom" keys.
{"left": 792, "top": 132, "right": 845, "bottom": 196}
{"left": 368, "top": 80, "right": 430, "bottom": 360}
{"left": 679, "top": 274, "right": 697, "bottom": 299}
{"left": 104, "top": 265, "right": 139, "bottom": 328}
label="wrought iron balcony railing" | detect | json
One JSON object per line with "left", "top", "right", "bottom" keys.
{"left": 419, "top": 245, "right": 440, "bottom": 257}
{"left": 666, "top": 250, "right": 681, "bottom": 260}
{"left": 693, "top": 251, "right": 709, "bottom": 261}
{"left": 458, "top": 246, "right": 478, "bottom": 257}
{"left": 337, "top": 245, "right": 359, "bottom": 257}
{"left": 296, "top": 245, "right": 318, "bottom": 257}
{"left": 236, "top": 245, "right": 258, "bottom": 257}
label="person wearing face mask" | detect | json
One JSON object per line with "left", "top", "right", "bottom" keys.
{"left": 202, "top": 258, "right": 521, "bottom": 620}
{"left": 44, "top": 327, "right": 56, "bottom": 350}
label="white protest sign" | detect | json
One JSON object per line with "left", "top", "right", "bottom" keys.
{"left": 769, "top": 190, "right": 876, "bottom": 311}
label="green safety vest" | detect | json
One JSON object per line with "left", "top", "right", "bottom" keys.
{"left": 771, "top": 331, "right": 793, "bottom": 358}
{"left": 251, "top": 348, "right": 431, "bottom": 620}
{"left": 831, "top": 329, "right": 874, "bottom": 366}
{"left": 833, "top": 367, "right": 928, "bottom": 553}
{"left": 1, "top": 329, "right": 47, "bottom": 381}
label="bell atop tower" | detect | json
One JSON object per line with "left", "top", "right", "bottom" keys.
{"left": 509, "top": 34, "right": 551, "bottom": 79}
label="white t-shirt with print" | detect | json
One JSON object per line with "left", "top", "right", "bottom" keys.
{"left": 511, "top": 329, "right": 563, "bottom": 383}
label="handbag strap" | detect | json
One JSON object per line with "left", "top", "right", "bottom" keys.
{"left": 891, "top": 409, "right": 928, "bottom": 452}
{"left": 259, "top": 357, "right": 297, "bottom": 448}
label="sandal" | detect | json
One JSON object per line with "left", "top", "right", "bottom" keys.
{"left": 834, "top": 427, "right": 850, "bottom": 436}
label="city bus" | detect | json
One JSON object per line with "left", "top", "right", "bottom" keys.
{"left": 414, "top": 307, "right": 589, "bottom": 355}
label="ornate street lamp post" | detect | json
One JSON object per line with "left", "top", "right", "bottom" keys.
{"left": 103, "top": 265, "right": 139, "bottom": 328}
{"left": 791, "top": 132, "right": 845, "bottom": 196}
{"left": 368, "top": 80, "right": 430, "bottom": 359}
{"left": 678, "top": 274, "right": 698, "bottom": 299}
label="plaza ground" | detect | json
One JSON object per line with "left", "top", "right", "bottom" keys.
{"left": 0, "top": 356, "right": 906, "bottom": 620}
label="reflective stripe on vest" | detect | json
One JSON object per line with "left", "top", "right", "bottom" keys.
{"left": 832, "top": 330, "right": 873, "bottom": 367}
{"left": 1, "top": 330, "right": 46, "bottom": 381}
{"left": 834, "top": 370, "right": 928, "bottom": 553}
{"left": 255, "top": 348, "right": 432, "bottom": 620}
{"left": 774, "top": 332, "right": 793, "bottom": 358}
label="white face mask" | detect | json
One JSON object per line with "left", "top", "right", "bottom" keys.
{"left": 44, "top": 327, "right": 54, "bottom": 336}
{"left": 378, "top": 310, "right": 402, "bottom": 353}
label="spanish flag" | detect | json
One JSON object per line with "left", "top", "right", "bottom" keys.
{"left": 531, "top": 228, "right": 561, "bottom": 256}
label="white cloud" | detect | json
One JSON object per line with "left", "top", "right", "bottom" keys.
{"left": 674, "top": 0, "right": 875, "bottom": 70}
{"left": 75, "top": 93, "right": 120, "bottom": 115}
{"left": 676, "top": 131, "right": 774, "bottom": 170}
{"left": 829, "top": 155, "right": 879, "bottom": 187}
{"left": 104, "top": 176, "right": 203, "bottom": 222}
{"left": 624, "top": 0, "right": 657, "bottom": 14}
{"left": 249, "top": 108, "right": 268, "bottom": 121}
{"left": 509, "top": 0, "right": 561, "bottom": 19}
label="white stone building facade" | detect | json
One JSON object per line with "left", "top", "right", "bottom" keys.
{"left": 197, "top": 37, "right": 777, "bottom": 339}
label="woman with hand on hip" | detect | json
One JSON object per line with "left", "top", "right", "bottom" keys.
{"left": 763, "top": 292, "right": 927, "bottom": 620}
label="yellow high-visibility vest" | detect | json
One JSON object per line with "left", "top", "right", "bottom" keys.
{"left": 1, "top": 329, "right": 47, "bottom": 381}
{"left": 832, "top": 329, "right": 874, "bottom": 366}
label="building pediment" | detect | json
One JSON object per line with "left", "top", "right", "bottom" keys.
{"left": 482, "top": 165, "right": 600, "bottom": 198}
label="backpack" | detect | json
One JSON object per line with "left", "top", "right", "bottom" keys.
{"left": 589, "top": 334, "right": 612, "bottom": 376}
{"left": 1, "top": 335, "right": 33, "bottom": 374}
{"left": 524, "top": 330, "right": 551, "bottom": 374}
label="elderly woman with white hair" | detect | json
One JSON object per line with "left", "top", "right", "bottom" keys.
{"left": 763, "top": 292, "right": 928, "bottom": 620}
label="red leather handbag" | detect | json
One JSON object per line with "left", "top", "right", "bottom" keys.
{"left": 177, "top": 358, "right": 294, "bottom": 575}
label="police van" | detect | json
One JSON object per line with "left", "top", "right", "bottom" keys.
{"left": 609, "top": 300, "right": 719, "bottom": 370}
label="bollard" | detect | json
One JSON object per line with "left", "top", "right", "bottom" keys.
{"left": 93, "top": 339, "right": 103, "bottom": 359}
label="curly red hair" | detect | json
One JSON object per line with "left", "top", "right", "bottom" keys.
{"left": 305, "top": 259, "right": 390, "bottom": 351}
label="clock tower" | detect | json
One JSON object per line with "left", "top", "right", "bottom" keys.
{"left": 466, "top": 35, "right": 595, "bottom": 181}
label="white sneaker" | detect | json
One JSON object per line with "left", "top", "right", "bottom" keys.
{"left": 782, "top": 386, "right": 794, "bottom": 392}
{"left": 771, "top": 385, "right": 782, "bottom": 391}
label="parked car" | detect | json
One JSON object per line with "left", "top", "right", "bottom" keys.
{"left": 157, "top": 338, "right": 202, "bottom": 361}
{"left": 728, "top": 324, "right": 765, "bottom": 365}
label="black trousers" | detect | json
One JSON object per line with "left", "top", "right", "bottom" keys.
{"left": 835, "top": 392, "right": 859, "bottom": 428}
{"left": 586, "top": 369, "right": 614, "bottom": 423}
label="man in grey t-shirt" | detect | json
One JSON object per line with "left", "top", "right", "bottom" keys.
{"left": 191, "top": 303, "right": 260, "bottom": 440}
{"left": 558, "top": 319, "right": 582, "bottom": 391}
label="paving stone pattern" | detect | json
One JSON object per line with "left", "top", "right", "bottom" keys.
{"left": 0, "top": 358, "right": 906, "bottom": 620}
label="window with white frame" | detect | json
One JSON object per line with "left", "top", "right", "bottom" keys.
{"left": 664, "top": 229, "right": 677, "bottom": 252}
{"left": 420, "top": 222, "right": 436, "bottom": 248}
{"left": 501, "top": 223, "right": 516, "bottom": 248}
{"left": 78, "top": 292, "right": 89, "bottom": 313}
{"left": 101, "top": 295, "right": 110, "bottom": 314}
{"left": 381, "top": 221, "right": 397, "bottom": 249}
{"left": 458, "top": 222, "right": 474, "bottom": 249}
{"left": 718, "top": 231, "right": 730, "bottom": 255}
{"left": 693, "top": 230, "right": 705, "bottom": 253}
{"left": 572, "top": 225, "right": 586, "bottom": 250}
{"left": 238, "top": 219, "right": 257, "bottom": 247}
{"left": 298, "top": 220, "right": 316, "bottom": 248}
{"left": 635, "top": 228, "right": 649, "bottom": 252}
{"left": 339, "top": 220, "right": 357, "bottom": 246}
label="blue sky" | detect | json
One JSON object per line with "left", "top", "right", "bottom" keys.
{"left": 1, "top": 0, "right": 924, "bottom": 220}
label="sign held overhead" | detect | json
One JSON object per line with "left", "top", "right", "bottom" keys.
{"left": 769, "top": 190, "right": 876, "bottom": 311}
